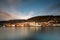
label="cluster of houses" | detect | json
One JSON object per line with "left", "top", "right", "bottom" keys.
{"left": 3, "top": 16, "right": 60, "bottom": 27}
{"left": 0, "top": 16, "right": 60, "bottom": 32}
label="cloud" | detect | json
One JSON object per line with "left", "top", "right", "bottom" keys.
{"left": 43, "top": 2, "right": 60, "bottom": 15}
{"left": 47, "top": 3, "right": 60, "bottom": 12}
{"left": 50, "top": 10, "right": 60, "bottom": 15}
{"left": 21, "top": 10, "right": 34, "bottom": 19}
{"left": 9, "top": 11, "right": 25, "bottom": 19}
{"left": 50, "top": 3, "right": 60, "bottom": 15}
{"left": 0, "top": 0, "right": 35, "bottom": 20}
{"left": 0, "top": 10, "right": 25, "bottom": 20}
{"left": 0, "top": 10, "right": 34, "bottom": 20}
{"left": 10, "top": 10, "right": 34, "bottom": 19}
{"left": 7, "top": 0, "right": 24, "bottom": 8}
{"left": 0, "top": 11, "right": 14, "bottom": 21}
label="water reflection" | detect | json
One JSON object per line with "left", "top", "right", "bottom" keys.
{"left": 0, "top": 26, "right": 60, "bottom": 40}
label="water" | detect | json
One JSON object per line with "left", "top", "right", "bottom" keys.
{"left": 0, "top": 26, "right": 60, "bottom": 40}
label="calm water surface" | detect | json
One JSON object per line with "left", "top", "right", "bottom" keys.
{"left": 0, "top": 26, "right": 60, "bottom": 40}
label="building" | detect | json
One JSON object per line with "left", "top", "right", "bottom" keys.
{"left": 0, "top": 16, "right": 60, "bottom": 32}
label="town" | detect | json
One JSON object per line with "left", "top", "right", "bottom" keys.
{"left": 0, "top": 16, "right": 60, "bottom": 32}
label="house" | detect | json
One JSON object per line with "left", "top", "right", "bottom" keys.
{"left": 0, "top": 16, "right": 60, "bottom": 32}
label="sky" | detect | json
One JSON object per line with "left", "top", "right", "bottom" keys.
{"left": 0, "top": 0, "right": 60, "bottom": 20}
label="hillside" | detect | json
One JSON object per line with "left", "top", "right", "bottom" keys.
{"left": 0, "top": 15, "right": 60, "bottom": 23}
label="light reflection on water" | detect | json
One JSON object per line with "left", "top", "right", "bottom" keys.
{"left": 0, "top": 26, "right": 60, "bottom": 40}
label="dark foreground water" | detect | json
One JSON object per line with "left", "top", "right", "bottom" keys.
{"left": 0, "top": 27, "right": 60, "bottom": 40}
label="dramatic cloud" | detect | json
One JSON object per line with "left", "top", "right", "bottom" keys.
{"left": 21, "top": 10, "right": 34, "bottom": 19}
{"left": 0, "top": 11, "right": 14, "bottom": 21}
{"left": 9, "top": 10, "right": 34, "bottom": 19}
{"left": 0, "top": 10, "right": 34, "bottom": 20}
{"left": 0, "top": 0, "right": 60, "bottom": 21}
{"left": 44, "top": 2, "right": 60, "bottom": 15}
